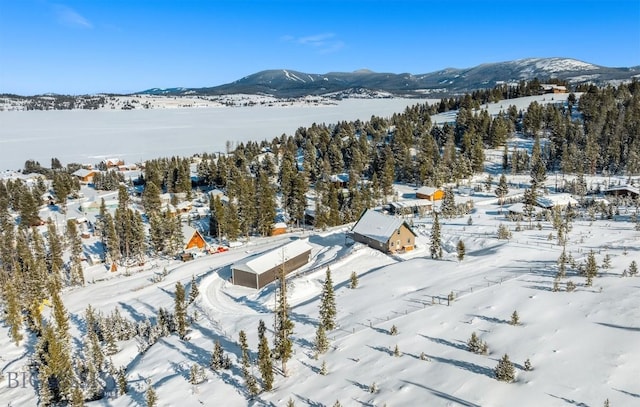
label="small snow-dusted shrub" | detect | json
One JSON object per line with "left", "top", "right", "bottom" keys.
{"left": 524, "top": 358, "right": 533, "bottom": 371}
{"left": 510, "top": 310, "right": 520, "bottom": 326}
{"left": 498, "top": 224, "right": 512, "bottom": 239}
{"left": 369, "top": 382, "right": 378, "bottom": 393}
{"left": 467, "top": 332, "right": 488, "bottom": 355}
{"left": 389, "top": 324, "right": 398, "bottom": 336}
{"left": 320, "top": 360, "right": 328, "bottom": 376}
{"left": 349, "top": 271, "right": 359, "bottom": 288}
{"left": 495, "top": 354, "right": 515, "bottom": 382}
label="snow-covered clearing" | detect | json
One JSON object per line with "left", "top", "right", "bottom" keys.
{"left": 2, "top": 187, "right": 639, "bottom": 406}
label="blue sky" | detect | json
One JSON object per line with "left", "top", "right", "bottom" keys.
{"left": 1, "top": 0, "right": 639, "bottom": 95}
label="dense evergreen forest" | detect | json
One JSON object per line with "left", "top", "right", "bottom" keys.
{"left": 0, "top": 80, "right": 638, "bottom": 404}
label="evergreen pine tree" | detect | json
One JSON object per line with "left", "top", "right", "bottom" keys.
{"left": 209, "top": 195, "right": 226, "bottom": 240}
{"left": 524, "top": 358, "right": 533, "bottom": 371}
{"left": 39, "top": 323, "right": 75, "bottom": 403}
{"left": 319, "top": 267, "right": 337, "bottom": 331}
{"left": 188, "top": 364, "right": 206, "bottom": 385}
{"left": 2, "top": 278, "right": 23, "bottom": 345}
{"left": 456, "top": 240, "right": 465, "bottom": 261}
{"left": 315, "top": 323, "right": 329, "bottom": 354}
{"left": 530, "top": 136, "right": 547, "bottom": 196}
{"left": 273, "top": 264, "right": 294, "bottom": 376}
{"left": 69, "top": 384, "right": 84, "bottom": 407}
{"left": 585, "top": 250, "right": 598, "bottom": 286}
{"left": 255, "top": 169, "right": 277, "bottom": 237}
{"left": 66, "top": 220, "right": 85, "bottom": 286}
{"left": 257, "top": 320, "right": 274, "bottom": 391}
{"left": 497, "top": 224, "right": 512, "bottom": 240}
{"left": 349, "top": 271, "right": 359, "bottom": 289}
{"left": 50, "top": 288, "right": 70, "bottom": 343}
{"left": 320, "top": 360, "right": 328, "bottom": 375}
{"left": 495, "top": 173, "right": 509, "bottom": 213}
{"left": 38, "top": 366, "right": 54, "bottom": 406}
{"left": 510, "top": 310, "right": 520, "bottom": 326}
{"left": 239, "top": 330, "right": 259, "bottom": 396}
{"left": 629, "top": 260, "right": 638, "bottom": 277}
{"left": 430, "top": 213, "right": 443, "bottom": 259}
{"left": 602, "top": 254, "right": 612, "bottom": 269}
{"left": 105, "top": 328, "right": 119, "bottom": 356}
{"left": 188, "top": 275, "right": 199, "bottom": 304}
{"left": 393, "top": 344, "right": 401, "bottom": 357}
{"left": 495, "top": 354, "right": 515, "bottom": 382}
{"left": 174, "top": 282, "right": 188, "bottom": 339}
{"left": 46, "top": 221, "right": 64, "bottom": 282}
{"left": 141, "top": 181, "right": 162, "bottom": 215}
{"left": 116, "top": 367, "right": 127, "bottom": 395}
{"left": 210, "top": 340, "right": 225, "bottom": 371}
{"left": 557, "top": 247, "right": 568, "bottom": 279}
{"left": 145, "top": 381, "right": 157, "bottom": 407}
{"left": 286, "top": 397, "right": 296, "bottom": 407}
{"left": 441, "top": 187, "right": 456, "bottom": 218}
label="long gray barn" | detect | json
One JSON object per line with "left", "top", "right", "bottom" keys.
{"left": 231, "top": 239, "right": 313, "bottom": 289}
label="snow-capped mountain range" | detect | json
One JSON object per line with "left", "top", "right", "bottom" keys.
{"left": 141, "top": 57, "right": 639, "bottom": 98}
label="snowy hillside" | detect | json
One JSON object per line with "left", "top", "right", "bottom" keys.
{"left": 1, "top": 174, "right": 639, "bottom": 406}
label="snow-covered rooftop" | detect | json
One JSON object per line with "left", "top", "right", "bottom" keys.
{"left": 416, "top": 186, "right": 439, "bottom": 196}
{"left": 72, "top": 168, "right": 95, "bottom": 178}
{"left": 232, "top": 239, "right": 312, "bottom": 275}
{"left": 536, "top": 193, "right": 579, "bottom": 209}
{"left": 351, "top": 209, "right": 412, "bottom": 243}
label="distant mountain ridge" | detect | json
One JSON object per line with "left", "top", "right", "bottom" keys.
{"left": 140, "top": 57, "right": 639, "bottom": 98}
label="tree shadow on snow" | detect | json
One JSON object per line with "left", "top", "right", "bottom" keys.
{"left": 614, "top": 388, "right": 640, "bottom": 398}
{"left": 547, "top": 393, "right": 589, "bottom": 406}
{"left": 401, "top": 380, "right": 481, "bottom": 407}
{"left": 425, "top": 354, "right": 494, "bottom": 378}
{"left": 420, "top": 334, "right": 468, "bottom": 351}
{"left": 118, "top": 301, "right": 148, "bottom": 323}
{"left": 595, "top": 322, "right": 640, "bottom": 332}
{"left": 467, "top": 314, "right": 509, "bottom": 325}
{"left": 346, "top": 379, "right": 371, "bottom": 392}
{"left": 524, "top": 284, "right": 555, "bottom": 292}
{"left": 366, "top": 344, "right": 394, "bottom": 356}
{"left": 300, "top": 360, "right": 320, "bottom": 375}
{"left": 293, "top": 393, "right": 325, "bottom": 407}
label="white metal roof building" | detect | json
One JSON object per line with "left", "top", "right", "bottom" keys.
{"left": 232, "top": 239, "right": 313, "bottom": 289}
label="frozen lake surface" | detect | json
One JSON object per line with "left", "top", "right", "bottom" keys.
{"left": 0, "top": 98, "right": 433, "bottom": 170}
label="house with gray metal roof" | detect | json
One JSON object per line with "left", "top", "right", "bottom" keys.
{"left": 349, "top": 209, "right": 416, "bottom": 254}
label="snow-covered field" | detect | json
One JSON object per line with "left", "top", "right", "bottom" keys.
{"left": 0, "top": 98, "right": 438, "bottom": 172}
{"left": 1, "top": 180, "right": 639, "bottom": 406}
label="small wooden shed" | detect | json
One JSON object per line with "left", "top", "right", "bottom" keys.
{"left": 271, "top": 222, "right": 288, "bottom": 236}
{"left": 416, "top": 186, "right": 444, "bottom": 201}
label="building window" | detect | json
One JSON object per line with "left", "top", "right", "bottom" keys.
{"left": 407, "top": 238, "right": 411, "bottom": 243}
{"left": 397, "top": 230, "right": 401, "bottom": 235}
{"left": 390, "top": 241, "right": 394, "bottom": 246}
